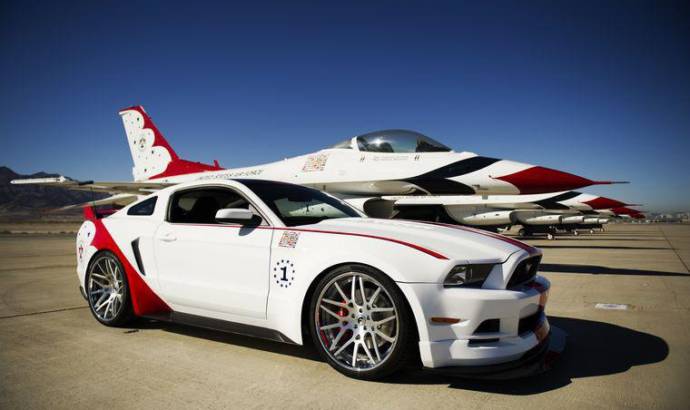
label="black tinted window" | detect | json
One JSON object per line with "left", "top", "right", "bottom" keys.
{"left": 240, "top": 180, "right": 360, "bottom": 227}
{"left": 168, "top": 188, "right": 251, "bottom": 224}
{"left": 127, "top": 197, "right": 157, "bottom": 216}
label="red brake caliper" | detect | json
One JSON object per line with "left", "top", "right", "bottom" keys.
{"left": 320, "top": 299, "right": 348, "bottom": 348}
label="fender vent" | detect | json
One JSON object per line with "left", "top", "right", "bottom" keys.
{"left": 131, "top": 238, "right": 146, "bottom": 276}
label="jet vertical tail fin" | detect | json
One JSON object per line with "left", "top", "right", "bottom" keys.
{"left": 119, "top": 106, "right": 223, "bottom": 181}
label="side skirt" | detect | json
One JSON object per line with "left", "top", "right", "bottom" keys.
{"left": 145, "top": 311, "right": 298, "bottom": 345}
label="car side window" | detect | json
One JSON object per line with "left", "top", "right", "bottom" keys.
{"left": 127, "top": 196, "right": 157, "bottom": 216}
{"left": 168, "top": 188, "right": 256, "bottom": 224}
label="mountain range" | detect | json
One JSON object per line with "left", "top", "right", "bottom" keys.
{"left": 0, "top": 166, "right": 106, "bottom": 215}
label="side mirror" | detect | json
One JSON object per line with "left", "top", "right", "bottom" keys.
{"left": 215, "top": 208, "right": 256, "bottom": 224}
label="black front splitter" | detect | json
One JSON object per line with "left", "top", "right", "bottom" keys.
{"left": 424, "top": 326, "right": 566, "bottom": 380}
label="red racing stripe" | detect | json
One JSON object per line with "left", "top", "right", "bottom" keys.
{"left": 175, "top": 223, "right": 449, "bottom": 260}
{"left": 279, "top": 226, "right": 449, "bottom": 260}
{"left": 418, "top": 221, "right": 541, "bottom": 256}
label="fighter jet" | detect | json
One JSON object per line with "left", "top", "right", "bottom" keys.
{"left": 12, "top": 106, "right": 625, "bottom": 209}
{"left": 357, "top": 191, "right": 631, "bottom": 223}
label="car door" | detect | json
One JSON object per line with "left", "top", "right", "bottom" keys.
{"left": 153, "top": 186, "right": 273, "bottom": 319}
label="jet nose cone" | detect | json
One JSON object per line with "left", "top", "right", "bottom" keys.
{"left": 583, "top": 197, "right": 627, "bottom": 210}
{"left": 495, "top": 166, "right": 624, "bottom": 194}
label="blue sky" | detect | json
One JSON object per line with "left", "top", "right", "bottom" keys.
{"left": 1, "top": 1, "right": 688, "bottom": 212}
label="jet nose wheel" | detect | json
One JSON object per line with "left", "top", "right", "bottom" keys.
{"left": 310, "top": 265, "right": 413, "bottom": 380}
{"left": 86, "top": 252, "right": 133, "bottom": 326}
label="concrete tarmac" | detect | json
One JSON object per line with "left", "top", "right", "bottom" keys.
{"left": 1, "top": 224, "right": 689, "bottom": 409}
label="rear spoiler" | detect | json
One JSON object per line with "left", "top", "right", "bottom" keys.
{"left": 84, "top": 205, "right": 120, "bottom": 220}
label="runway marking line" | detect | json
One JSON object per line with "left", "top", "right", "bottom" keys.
{"left": 0, "top": 305, "right": 87, "bottom": 320}
{"left": 658, "top": 226, "right": 690, "bottom": 273}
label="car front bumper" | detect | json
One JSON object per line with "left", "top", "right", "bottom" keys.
{"left": 398, "top": 276, "right": 550, "bottom": 369}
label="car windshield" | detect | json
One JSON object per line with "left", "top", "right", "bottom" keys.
{"left": 355, "top": 129, "right": 451, "bottom": 153}
{"left": 240, "top": 180, "right": 361, "bottom": 227}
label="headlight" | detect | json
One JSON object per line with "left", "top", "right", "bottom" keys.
{"left": 443, "top": 264, "right": 494, "bottom": 288}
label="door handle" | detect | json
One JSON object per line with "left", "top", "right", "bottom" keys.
{"left": 159, "top": 232, "right": 177, "bottom": 242}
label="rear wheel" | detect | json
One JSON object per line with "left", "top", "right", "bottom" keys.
{"left": 86, "top": 251, "right": 133, "bottom": 326}
{"left": 309, "top": 264, "right": 414, "bottom": 380}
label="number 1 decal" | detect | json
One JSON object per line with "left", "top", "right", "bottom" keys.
{"left": 274, "top": 259, "right": 295, "bottom": 288}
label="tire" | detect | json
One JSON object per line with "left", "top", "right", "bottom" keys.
{"left": 546, "top": 233, "right": 554, "bottom": 240}
{"left": 85, "top": 251, "right": 134, "bottom": 326}
{"left": 572, "top": 230, "right": 579, "bottom": 236}
{"left": 518, "top": 228, "right": 526, "bottom": 237}
{"left": 309, "top": 264, "right": 415, "bottom": 380}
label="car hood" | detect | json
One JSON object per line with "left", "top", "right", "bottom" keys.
{"left": 301, "top": 218, "right": 537, "bottom": 262}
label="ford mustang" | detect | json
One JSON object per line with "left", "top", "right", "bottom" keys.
{"left": 76, "top": 179, "right": 550, "bottom": 380}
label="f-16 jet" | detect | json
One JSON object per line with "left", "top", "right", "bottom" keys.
{"left": 12, "top": 106, "right": 625, "bottom": 211}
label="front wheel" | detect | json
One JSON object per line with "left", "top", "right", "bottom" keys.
{"left": 309, "top": 264, "right": 415, "bottom": 380}
{"left": 86, "top": 251, "right": 134, "bottom": 326}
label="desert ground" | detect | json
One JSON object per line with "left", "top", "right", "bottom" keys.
{"left": 1, "top": 223, "right": 688, "bottom": 409}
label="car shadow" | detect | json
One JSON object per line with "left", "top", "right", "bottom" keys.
{"left": 132, "top": 319, "right": 322, "bottom": 362}
{"left": 386, "top": 316, "right": 669, "bottom": 395}
{"left": 519, "top": 237, "right": 667, "bottom": 242}
{"left": 539, "top": 263, "right": 688, "bottom": 277}
{"left": 131, "top": 316, "right": 667, "bottom": 395}
{"left": 535, "top": 245, "right": 667, "bottom": 250}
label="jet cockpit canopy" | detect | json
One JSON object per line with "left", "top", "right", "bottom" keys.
{"left": 330, "top": 129, "right": 452, "bottom": 153}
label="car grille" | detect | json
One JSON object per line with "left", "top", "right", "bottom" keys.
{"left": 507, "top": 255, "right": 541, "bottom": 288}
{"left": 474, "top": 319, "right": 500, "bottom": 334}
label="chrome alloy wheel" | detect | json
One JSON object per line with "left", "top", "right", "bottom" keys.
{"left": 314, "top": 272, "right": 399, "bottom": 371}
{"left": 87, "top": 255, "right": 125, "bottom": 321}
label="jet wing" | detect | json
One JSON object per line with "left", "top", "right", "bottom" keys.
{"left": 10, "top": 176, "right": 171, "bottom": 210}
{"left": 10, "top": 176, "right": 172, "bottom": 195}
{"left": 381, "top": 194, "right": 558, "bottom": 210}
{"left": 55, "top": 194, "right": 141, "bottom": 210}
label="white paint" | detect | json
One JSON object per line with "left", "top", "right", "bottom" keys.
{"left": 119, "top": 109, "right": 172, "bottom": 181}
{"left": 78, "top": 179, "right": 550, "bottom": 370}
{"left": 595, "top": 303, "right": 629, "bottom": 310}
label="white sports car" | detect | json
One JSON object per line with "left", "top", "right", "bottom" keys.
{"left": 76, "top": 179, "right": 550, "bottom": 380}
